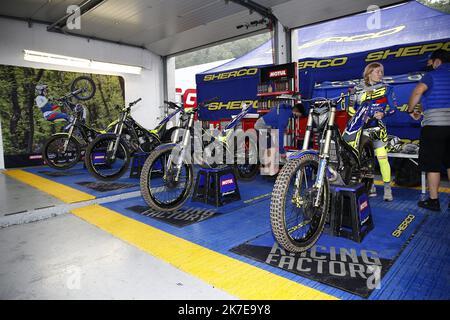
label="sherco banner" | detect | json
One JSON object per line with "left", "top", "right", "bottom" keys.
{"left": 195, "top": 66, "right": 265, "bottom": 120}
{"left": 295, "top": 0, "right": 450, "bottom": 104}
{"left": 298, "top": 40, "right": 450, "bottom": 107}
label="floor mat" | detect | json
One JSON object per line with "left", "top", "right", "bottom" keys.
{"left": 126, "top": 205, "right": 222, "bottom": 227}
{"left": 76, "top": 181, "right": 138, "bottom": 192}
{"left": 38, "top": 170, "right": 84, "bottom": 177}
{"left": 230, "top": 207, "right": 428, "bottom": 298}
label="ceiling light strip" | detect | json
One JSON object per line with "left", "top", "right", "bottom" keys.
{"left": 23, "top": 49, "right": 142, "bottom": 74}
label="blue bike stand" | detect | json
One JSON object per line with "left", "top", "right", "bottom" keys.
{"left": 192, "top": 166, "right": 241, "bottom": 207}
{"left": 129, "top": 152, "right": 150, "bottom": 179}
{"left": 325, "top": 183, "right": 374, "bottom": 243}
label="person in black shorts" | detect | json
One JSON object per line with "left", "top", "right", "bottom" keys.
{"left": 407, "top": 49, "right": 450, "bottom": 211}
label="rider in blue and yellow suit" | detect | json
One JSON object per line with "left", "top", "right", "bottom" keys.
{"left": 343, "top": 62, "right": 398, "bottom": 201}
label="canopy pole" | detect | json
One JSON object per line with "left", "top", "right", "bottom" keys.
{"left": 274, "top": 21, "right": 288, "bottom": 64}
{"left": 229, "top": 0, "right": 288, "bottom": 64}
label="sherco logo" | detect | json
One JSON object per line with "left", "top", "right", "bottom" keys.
{"left": 221, "top": 178, "right": 234, "bottom": 186}
{"left": 269, "top": 70, "right": 287, "bottom": 77}
{"left": 298, "top": 57, "right": 348, "bottom": 69}
{"left": 366, "top": 41, "right": 450, "bottom": 62}
{"left": 392, "top": 214, "right": 415, "bottom": 238}
{"left": 207, "top": 100, "right": 257, "bottom": 110}
{"left": 203, "top": 68, "right": 258, "bottom": 81}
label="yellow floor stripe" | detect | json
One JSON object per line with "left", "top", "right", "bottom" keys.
{"left": 374, "top": 180, "right": 450, "bottom": 193}
{"left": 71, "top": 204, "right": 338, "bottom": 300}
{"left": 4, "top": 169, "right": 96, "bottom": 203}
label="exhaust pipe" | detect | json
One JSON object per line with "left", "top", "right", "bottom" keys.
{"left": 328, "top": 166, "right": 345, "bottom": 185}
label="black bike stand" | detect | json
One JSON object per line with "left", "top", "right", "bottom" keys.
{"left": 325, "top": 183, "right": 374, "bottom": 243}
{"left": 192, "top": 166, "right": 241, "bottom": 207}
{"left": 129, "top": 152, "right": 150, "bottom": 179}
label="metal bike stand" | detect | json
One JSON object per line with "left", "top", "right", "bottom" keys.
{"left": 325, "top": 183, "right": 374, "bottom": 243}
{"left": 129, "top": 152, "right": 150, "bottom": 179}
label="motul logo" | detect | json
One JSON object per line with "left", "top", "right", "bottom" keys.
{"left": 269, "top": 69, "right": 287, "bottom": 77}
{"left": 221, "top": 178, "right": 234, "bottom": 186}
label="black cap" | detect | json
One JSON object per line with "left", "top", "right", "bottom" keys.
{"left": 428, "top": 49, "right": 450, "bottom": 63}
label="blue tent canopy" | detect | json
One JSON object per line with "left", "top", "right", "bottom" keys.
{"left": 297, "top": 1, "right": 450, "bottom": 102}
{"left": 203, "top": 40, "right": 273, "bottom": 73}
{"left": 296, "top": 1, "right": 449, "bottom": 58}
{"left": 196, "top": 0, "right": 450, "bottom": 133}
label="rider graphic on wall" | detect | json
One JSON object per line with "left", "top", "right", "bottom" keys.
{"left": 35, "top": 84, "right": 71, "bottom": 122}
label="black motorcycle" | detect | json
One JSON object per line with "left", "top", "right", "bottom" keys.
{"left": 84, "top": 99, "right": 182, "bottom": 181}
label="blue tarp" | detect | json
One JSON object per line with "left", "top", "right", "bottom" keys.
{"left": 196, "top": 0, "right": 450, "bottom": 139}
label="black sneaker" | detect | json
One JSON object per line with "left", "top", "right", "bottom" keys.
{"left": 418, "top": 198, "right": 440, "bottom": 212}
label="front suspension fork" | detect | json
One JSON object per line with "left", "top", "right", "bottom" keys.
{"left": 312, "top": 105, "right": 336, "bottom": 207}
{"left": 108, "top": 116, "right": 125, "bottom": 161}
{"left": 63, "top": 119, "right": 76, "bottom": 153}
{"left": 166, "top": 114, "right": 194, "bottom": 181}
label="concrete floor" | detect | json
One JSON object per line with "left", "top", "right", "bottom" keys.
{"left": 0, "top": 213, "right": 236, "bottom": 300}
{"left": 1, "top": 168, "right": 448, "bottom": 300}
{"left": 0, "top": 173, "right": 63, "bottom": 216}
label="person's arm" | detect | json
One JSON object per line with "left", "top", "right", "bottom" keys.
{"left": 408, "top": 82, "right": 428, "bottom": 113}
{"left": 346, "top": 87, "right": 358, "bottom": 117}
{"left": 381, "top": 86, "right": 398, "bottom": 118}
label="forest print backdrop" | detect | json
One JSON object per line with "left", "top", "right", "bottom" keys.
{"left": 0, "top": 65, "right": 125, "bottom": 167}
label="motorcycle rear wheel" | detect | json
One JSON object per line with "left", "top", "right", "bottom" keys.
{"left": 42, "top": 134, "right": 81, "bottom": 170}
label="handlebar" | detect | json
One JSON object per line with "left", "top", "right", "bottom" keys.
{"left": 164, "top": 100, "right": 181, "bottom": 110}
{"left": 129, "top": 98, "right": 142, "bottom": 107}
{"left": 56, "top": 87, "right": 87, "bottom": 103}
{"left": 198, "top": 96, "right": 219, "bottom": 107}
{"left": 275, "top": 92, "right": 301, "bottom": 100}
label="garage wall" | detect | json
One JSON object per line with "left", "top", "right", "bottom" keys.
{"left": 0, "top": 17, "right": 164, "bottom": 169}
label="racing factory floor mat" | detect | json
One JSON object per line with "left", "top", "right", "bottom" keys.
{"left": 76, "top": 181, "right": 138, "bottom": 192}
{"left": 230, "top": 207, "right": 428, "bottom": 298}
{"left": 120, "top": 175, "right": 274, "bottom": 227}
{"left": 126, "top": 205, "right": 222, "bottom": 228}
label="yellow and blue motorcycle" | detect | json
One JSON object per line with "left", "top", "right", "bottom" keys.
{"left": 270, "top": 94, "right": 380, "bottom": 252}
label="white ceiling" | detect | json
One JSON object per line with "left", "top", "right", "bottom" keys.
{"left": 0, "top": 0, "right": 405, "bottom": 56}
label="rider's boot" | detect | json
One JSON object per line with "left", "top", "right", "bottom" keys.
{"left": 369, "top": 184, "right": 377, "bottom": 197}
{"left": 383, "top": 183, "right": 393, "bottom": 201}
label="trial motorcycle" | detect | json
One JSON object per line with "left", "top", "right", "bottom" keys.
{"left": 270, "top": 93, "right": 380, "bottom": 252}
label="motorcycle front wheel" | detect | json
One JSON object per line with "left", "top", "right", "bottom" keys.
{"left": 71, "top": 76, "right": 96, "bottom": 101}
{"left": 140, "top": 146, "right": 193, "bottom": 212}
{"left": 270, "top": 153, "right": 330, "bottom": 253}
